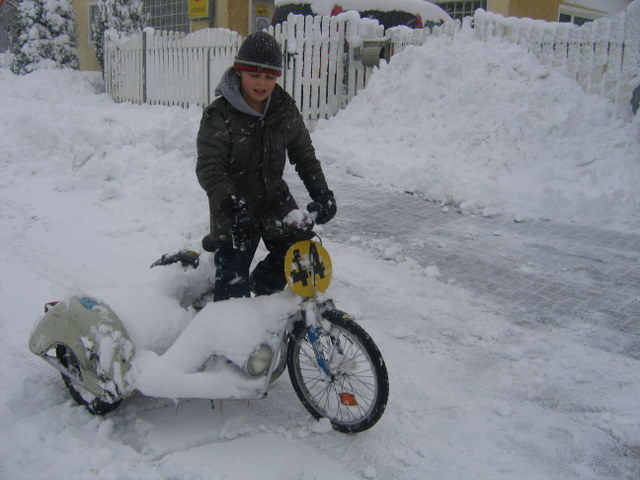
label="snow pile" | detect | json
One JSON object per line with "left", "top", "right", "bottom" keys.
{"left": 129, "top": 292, "right": 299, "bottom": 400}
{"left": 314, "top": 28, "right": 640, "bottom": 229}
{"left": 1, "top": 23, "right": 640, "bottom": 480}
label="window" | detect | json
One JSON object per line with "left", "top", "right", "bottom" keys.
{"left": 558, "top": 5, "right": 602, "bottom": 26}
{"left": 143, "top": 0, "right": 190, "bottom": 33}
{"left": 433, "top": 1, "right": 487, "bottom": 21}
{"left": 88, "top": 1, "right": 99, "bottom": 44}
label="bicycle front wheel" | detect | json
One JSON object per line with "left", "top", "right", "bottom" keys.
{"left": 287, "top": 308, "right": 388, "bottom": 433}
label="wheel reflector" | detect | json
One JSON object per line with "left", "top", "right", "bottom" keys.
{"left": 339, "top": 392, "right": 358, "bottom": 406}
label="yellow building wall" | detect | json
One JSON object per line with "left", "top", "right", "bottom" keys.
{"left": 228, "top": 0, "right": 249, "bottom": 35}
{"left": 510, "top": 0, "right": 558, "bottom": 21}
{"left": 191, "top": 19, "right": 209, "bottom": 31}
{"left": 487, "top": 0, "right": 511, "bottom": 16}
{"left": 214, "top": 0, "right": 229, "bottom": 29}
{"left": 487, "top": 0, "right": 559, "bottom": 21}
{"left": 486, "top": 0, "right": 609, "bottom": 22}
{"left": 74, "top": 0, "right": 101, "bottom": 71}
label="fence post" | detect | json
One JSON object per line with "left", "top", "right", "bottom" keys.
{"left": 142, "top": 29, "right": 148, "bottom": 104}
{"left": 103, "top": 33, "right": 111, "bottom": 98}
{"left": 207, "top": 47, "right": 211, "bottom": 105}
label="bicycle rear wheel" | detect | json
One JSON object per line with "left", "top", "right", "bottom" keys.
{"left": 56, "top": 345, "right": 121, "bottom": 415}
{"left": 287, "top": 308, "right": 388, "bottom": 433}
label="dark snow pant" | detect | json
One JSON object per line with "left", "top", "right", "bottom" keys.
{"left": 211, "top": 233, "right": 309, "bottom": 302}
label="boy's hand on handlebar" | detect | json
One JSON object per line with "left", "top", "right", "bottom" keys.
{"left": 220, "top": 192, "right": 333, "bottom": 248}
{"left": 283, "top": 209, "right": 315, "bottom": 231}
{"left": 260, "top": 210, "right": 315, "bottom": 240}
{"left": 231, "top": 210, "right": 260, "bottom": 250}
{"left": 307, "top": 189, "right": 337, "bottom": 224}
{"left": 221, "top": 194, "right": 260, "bottom": 250}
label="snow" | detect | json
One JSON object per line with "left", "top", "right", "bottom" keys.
{"left": 315, "top": 29, "right": 640, "bottom": 229}
{"left": 1, "top": 21, "right": 640, "bottom": 480}
{"left": 132, "top": 293, "right": 296, "bottom": 400}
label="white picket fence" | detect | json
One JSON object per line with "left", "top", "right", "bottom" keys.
{"left": 473, "top": 8, "right": 640, "bottom": 119}
{"left": 104, "top": 13, "right": 435, "bottom": 124}
{"left": 104, "top": 27, "right": 242, "bottom": 108}
{"left": 269, "top": 13, "right": 462, "bottom": 121}
{"left": 104, "top": 8, "right": 640, "bottom": 123}
{"left": 270, "top": 14, "right": 372, "bottom": 123}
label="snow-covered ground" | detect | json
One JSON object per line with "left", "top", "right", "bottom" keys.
{"left": 1, "top": 24, "right": 639, "bottom": 480}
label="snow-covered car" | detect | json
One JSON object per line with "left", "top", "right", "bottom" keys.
{"left": 272, "top": 0, "right": 453, "bottom": 30}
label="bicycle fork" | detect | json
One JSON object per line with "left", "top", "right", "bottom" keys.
{"left": 300, "top": 298, "right": 347, "bottom": 377}
{"left": 306, "top": 327, "right": 332, "bottom": 378}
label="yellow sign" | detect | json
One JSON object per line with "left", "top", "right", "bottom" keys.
{"left": 284, "top": 241, "right": 332, "bottom": 298}
{"left": 189, "top": 0, "right": 209, "bottom": 20}
{"left": 256, "top": 5, "right": 270, "bottom": 16}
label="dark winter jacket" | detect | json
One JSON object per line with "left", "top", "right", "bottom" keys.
{"left": 196, "top": 68, "right": 329, "bottom": 240}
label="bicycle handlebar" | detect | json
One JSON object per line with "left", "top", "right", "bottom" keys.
{"left": 260, "top": 212, "right": 315, "bottom": 240}
{"left": 202, "top": 209, "right": 317, "bottom": 252}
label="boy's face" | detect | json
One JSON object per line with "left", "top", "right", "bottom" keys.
{"left": 237, "top": 70, "right": 278, "bottom": 112}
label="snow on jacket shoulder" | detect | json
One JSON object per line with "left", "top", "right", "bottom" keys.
{"left": 196, "top": 83, "right": 329, "bottom": 240}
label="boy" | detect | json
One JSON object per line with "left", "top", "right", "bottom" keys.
{"left": 196, "top": 31, "right": 336, "bottom": 301}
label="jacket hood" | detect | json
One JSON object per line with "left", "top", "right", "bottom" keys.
{"left": 215, "top": 68, "right": 271, "bottom": 118}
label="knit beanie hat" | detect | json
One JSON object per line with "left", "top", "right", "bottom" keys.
{"left": 234, "top": 31, "right": 283, "bottom": 77}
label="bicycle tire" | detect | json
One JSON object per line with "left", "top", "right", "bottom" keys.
{"left": 287, "top": 308, "right": 388, "bottom": 433}
{"left": 56, "top": 345, "right": 121, "bottom": 415}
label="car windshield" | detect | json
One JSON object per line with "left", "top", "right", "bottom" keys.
{"left": 272, "top": 3, "right": 315, "bottom": 25}
{"left": 358, "top": 9, "right": 417, "bottom": 29}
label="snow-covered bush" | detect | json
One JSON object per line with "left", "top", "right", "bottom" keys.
{"left": 93, "top": 0, "right": 146, "bottom": 70}
{"left": 9, "top": 0, "right": 79, "bottom": 75}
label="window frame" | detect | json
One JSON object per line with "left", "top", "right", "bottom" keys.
{"left": 434, "top": 1, "right": 487, "bottom": 21}
{"left": 88, "top": 1, "right": 99, "bottom": 45}
{"left": 557, "top": 4, "right": 603, "bottom": 25}
{"left": 143, "top": 0, "right": 190, "bottom": 33}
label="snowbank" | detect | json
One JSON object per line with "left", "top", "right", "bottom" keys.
{"left": 313, "top": 28, "right": 640, "bottom": 229}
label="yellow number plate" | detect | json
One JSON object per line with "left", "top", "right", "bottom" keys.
{"left": 284, "top": 241, "right": 332, "bottom": 297}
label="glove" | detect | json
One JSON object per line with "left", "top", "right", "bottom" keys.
{"left": 231, "top": 211, "right": 260, "bottom": 250}
{"left": 221, "top": 195, "right": 260, "bottom": 250}
{"left": 307, "top": 189, "right": 337, "bottom": 224}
